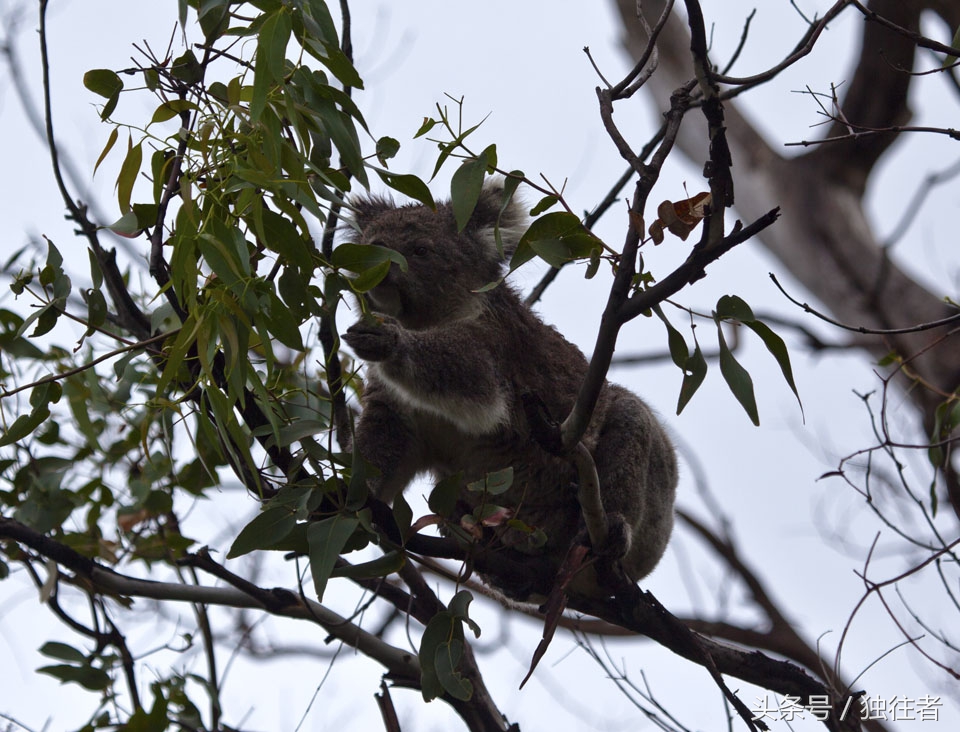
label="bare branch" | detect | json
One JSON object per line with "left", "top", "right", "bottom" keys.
{"left": 0, "top": 517, "right": 421, "bottom": 682}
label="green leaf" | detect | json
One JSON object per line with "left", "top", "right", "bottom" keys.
{"left": 133, "top": 203, "right": 159, "bottom": 229}
{"left": 529, "top": 235, "right": 600, "bottom": 268}
{"left": 393, "top": 492, "right": 413, "bottom": 539}
{"left": 105, "top": 211, "right": 140, "bottom": 237}
{"left": 717, "top": 324, "right": 759, "bottom": 425}
{"left": 30, "top": 380, "right": 62, "bottom": 409}
{"left": 227, "top": 507, "right": 297, "bottom": 558}
{"left": 482, "top": 467, "right": 513, "bottom": 496}
{"left": 450, "top": 145, "right": 496, "bottom": 232}
{"left": 332, "top": 242, "right": 406, "bottom": 273}
{"left": 39, "top": 642, "right": 87, "bottom": 664}
{"left": 171, "top": 49, "right": 204, "bottom": 84}
{"left": 256, "top": 207, "right": 314, "bottom": 270}
{"left": 714, "top": 297, "right": 801, "bottom": 417}
{"left": 435, "top": 638, "right": 473, "bottom": 701}
{"left": 521, "top": 211, "right": 584, "bottom": 244}
{"left": 198, "top": 224, "right": 250, "bottom": 285}
{"left": 117, "top": 140, "right": 143, "bottom": 213}
{"left": 83, "top": 69, "right": 123, "bottom": 98}
{"left": 261, "top": 292, "right": 305, "bottom": 350}
{"left": 414, "top": 117, "right": 438, "bottom": 138}
{"left": 149, "top": 99, "right": 200, "bottom": 125}
{"left": 84, "top": 288, "right": 108, "bottom": 330}
{"left": 715, "top": 294, "right": 755, "bottom": 323}
{"left": 196, "top": 0, "right": 230, "bottom": 40}
{"left": 307, "top": 515, "right": 360, "bottom": 601}
{"left": 346, "top": 447, "right": 372, "bottom": 511}
{"left": 312, "top": 98, "right": 366, "bottom": 184}
{"left": 876, "top": 350, "right": 901, "bottom": 368}
{"left": 653, "top": 305, "right": 689, "bottom": 370}
{"left": 37, "top": 664, "right": 110, "bottom": 691}
{"left": 418, "top": 591, "right": 478, "bottom": 702}
{"left": 270, "top": 420, "right": 327, "bottom": 449}
{"left": 251, "top": 10, "right": 292, "bottom": 122}
{"left": 529, "top": 194, "right": 559, "bottom": 216}
{"left": 349, "top": 259, "right": 391, "bottom": 293}
{"left": 93, "top": 127, "right": 118, "bottom": 177}
{"left": 677, "top": 343, "right": 707, "bottom": 415}
{"left": 41, "top": 237, "right": 63, "bottom": 277}
{"left": 83, "top": 69, "right": 122, "bottom": 118}
{"left": 304, "top": 0, "right": 341, "bottom": 44}
{"left": 153, "top": 312, "right": 198, "bottom": 398}
{"left": 376, "top": 171, "right": 436, "bottom": 209}
{"left": 376, "top": 136, "right": 400, "bottom": 165}
{"left": 744, "top": 319, "right": 803, "bottom": 415}
{"left": 419, "top": 612, "right": 451, "bottom": 701}
{"left": 448, "top": 589, "right": 481, "bottom": 636}
{"left": 428, "top": 473, "right": 462, "bottom": 517}
{"left": 28, "top": 302, "right": 63, "bottom": 339}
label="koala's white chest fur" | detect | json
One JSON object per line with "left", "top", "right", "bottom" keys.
{"left": 369, "top": 363, "right": 509, "bottom": 435}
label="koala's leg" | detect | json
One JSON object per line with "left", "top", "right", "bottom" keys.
{"left": 354, "top": 397, "right": 421, "bottom": 504}
{"left": 590, "top": 388, "right": 677, "bottom": 583}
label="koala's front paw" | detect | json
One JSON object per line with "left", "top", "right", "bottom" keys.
{"left": 344, "top": 314, "right": 400, "bottom": 361}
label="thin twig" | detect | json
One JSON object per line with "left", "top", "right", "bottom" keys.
{"left": 770, "top": 273, "right": 960, "bottom": 335}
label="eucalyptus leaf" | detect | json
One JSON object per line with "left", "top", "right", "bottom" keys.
{"left": 307, "top": 515, "right": 360, "bottom": 601}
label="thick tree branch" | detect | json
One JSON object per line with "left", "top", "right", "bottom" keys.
{"left": 569, "top": 587, "right": 863, "bottom": 732}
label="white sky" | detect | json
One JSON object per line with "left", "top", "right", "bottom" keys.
{"left": 1, "top": 1, "right": 958, "bottom": 730}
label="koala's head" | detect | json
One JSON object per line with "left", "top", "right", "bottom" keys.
{"left": 346, "top": 183, "right": 527, "bottom": 329}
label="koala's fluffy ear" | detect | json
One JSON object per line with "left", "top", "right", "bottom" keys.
{"left": 470, "top": 180, "right": 528, "bottom": 258}
{"left": 348, "top": 195, "right": 396, "bottom": 237}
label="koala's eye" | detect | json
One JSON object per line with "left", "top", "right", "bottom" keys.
{"left": 411, "top": 245, "right": 429, "bottom": 257}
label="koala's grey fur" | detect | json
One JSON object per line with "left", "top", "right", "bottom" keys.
{"left": 343, "top": 184, "right": 677, "bottom": 600}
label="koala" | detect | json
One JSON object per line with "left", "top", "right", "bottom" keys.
{"left": 342, "top": 183, "right": 677, "bottom": 600}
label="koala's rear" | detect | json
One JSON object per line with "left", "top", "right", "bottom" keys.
{"left": 343, "top": 184, "right": 677, "bottom": 600}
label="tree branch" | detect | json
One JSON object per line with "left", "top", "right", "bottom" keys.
{"left": 0, "top": 517, "right": 421, "bottom": 684}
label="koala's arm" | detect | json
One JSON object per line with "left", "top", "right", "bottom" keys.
{"left": 352, "top": 389, "right": 421, "bottom": 503}
{"left": 344, "top": 316, "right": 509, "bottom": 436}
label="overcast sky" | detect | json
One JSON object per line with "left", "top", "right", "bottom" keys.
{"left": 1, "top": 1, "right": 958, "bottom": 730}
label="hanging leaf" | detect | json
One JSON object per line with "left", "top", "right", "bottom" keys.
{"left": 307, "top": 515, "right": 360, "bottom": 601}
{"left": 717, "top": 323, "right": 759, "bottom": 426}
{"left": 117, "top": 140, "right": 143, "bottom": 213}
{"left": 676, "top": 342, "right": 707, "bottom": 415}
{"left": 715, "top": 294, "right": 755, "bottom": 323}
{"left": 744, "top": 319, "right": 803, "bottom": 415}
